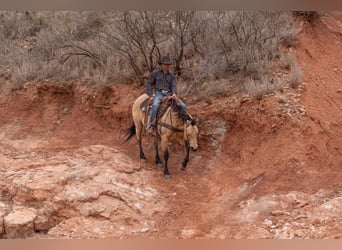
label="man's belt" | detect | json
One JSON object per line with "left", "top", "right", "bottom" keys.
{"left": 160, "top": 90, "right": 171, "bottom": 94}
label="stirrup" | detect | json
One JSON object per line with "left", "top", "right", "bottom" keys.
{"left": 146, "top": 123, "right": 154, "bottom": 130}
{"left": 146, "top": 124, "right": 154, "bottom": 134}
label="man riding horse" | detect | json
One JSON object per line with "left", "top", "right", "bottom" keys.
{"left": 125, "top": 55, "right": 198, "bottom": 178}
{"left": 146, "top": 55, "right": 187, "bottom": 133}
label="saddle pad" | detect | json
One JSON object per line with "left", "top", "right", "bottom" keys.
{"left": 140, "top": 97, "right": 150, "bottom": 111}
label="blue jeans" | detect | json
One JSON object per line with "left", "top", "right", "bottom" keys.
{"left": 149, "top": 91, "right": 186, "bottom": 125}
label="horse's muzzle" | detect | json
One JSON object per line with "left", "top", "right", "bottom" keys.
{"left": 191, "top": 146, "right": 198, "bottom": 151}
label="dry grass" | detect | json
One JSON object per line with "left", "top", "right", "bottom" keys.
{"left": 280, "top": 52, "right": 297, "bottom": 70}
{"left": 288, "top": 63, "right": 304, "bottom": 89}
{"left": 0, "top": 11, "right": 300, "bottom": 97}
{"left": 242, "top": 76, "right": 279, "bottom": 101}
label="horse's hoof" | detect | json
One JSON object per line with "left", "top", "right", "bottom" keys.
{"left": 164, "top": 174, "right": 171, "bottom": 179}
{"left": 180, "top": 166, "right": 186, "bottom": 171}
{"left": 157, "top": 163, "right": 163, "bottom": 168}
{"left": 140, "top": 158, "right": 147, "bottom": 163}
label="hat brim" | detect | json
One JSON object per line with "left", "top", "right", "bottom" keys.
{"left": 159, "top": 62, "right": 172, "bottom": 65}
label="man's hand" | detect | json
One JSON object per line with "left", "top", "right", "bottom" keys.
{"left": 171, "top": 93, "right": 179, "bottom": 104}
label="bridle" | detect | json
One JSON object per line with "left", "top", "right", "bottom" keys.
{"left": 157, "top": 106, "right": 196, "bottom": 141}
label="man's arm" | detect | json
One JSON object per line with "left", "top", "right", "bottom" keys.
{"left": 146, "top": 71, "right": 155, "bottom": 97}
{"left": 170, "top": 74, "right": 177, "bottom": 95}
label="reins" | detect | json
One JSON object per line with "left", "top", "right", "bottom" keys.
{"left": 157, "top": 104, "right": 184, "bottom": 134}
{"left": 157, "top": 99, "right": 193, "bottom": 137}
{"left": 158, "top": 121, "right": 184, "bottom": 132}
{"left": 154, "top": 98, "right": 195, "bottom": 139}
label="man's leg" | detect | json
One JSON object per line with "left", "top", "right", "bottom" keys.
{"left": 148, "top": 92, "right": 163, "bottom": 128}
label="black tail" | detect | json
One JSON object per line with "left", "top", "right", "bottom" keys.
{"left": 124, "top": 123, "right": 136, "bottom": 142}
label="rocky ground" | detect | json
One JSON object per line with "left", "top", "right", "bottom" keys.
{"left": 0, "top": 12, "right": 341, "bottom": 239}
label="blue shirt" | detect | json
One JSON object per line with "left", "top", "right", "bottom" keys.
{"left": 146, "top": 69, "right": 177, "bottom": 97}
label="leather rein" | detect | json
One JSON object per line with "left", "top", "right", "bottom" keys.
{"left": 158, "top": 121, "right": 184, "bottom": 132}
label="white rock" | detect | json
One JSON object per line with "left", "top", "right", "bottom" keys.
{"left": 181, "top": 229, "right": 195, "bottom": 238}
{"left": 4, "top": 207, "right": 38, "bottom": 238}
{"left": 0, "top": 203, "right": 8, "bottom": 234}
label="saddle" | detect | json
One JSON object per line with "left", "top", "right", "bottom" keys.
{"left": 140, "top": 96, "right": 176, "bottom": 127}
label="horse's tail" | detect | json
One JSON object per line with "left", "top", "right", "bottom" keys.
{"left": 124, "top": 123, "right": 136, "bottom": 142}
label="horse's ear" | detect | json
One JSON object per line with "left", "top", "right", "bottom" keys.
{"left": 191, "top": 118, "right": 198, "bottom": 126}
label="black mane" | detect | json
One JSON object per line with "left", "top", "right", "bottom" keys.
{"left": 170, "top": 100, "right": 196, "bottom": 125}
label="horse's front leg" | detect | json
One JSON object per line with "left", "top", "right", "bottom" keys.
{"left": 163, "top": 149, "right": 170, "bottom": 178}
{"left": 181, "top": 140, "right": 190, "bottom": 170}
{"left": 161, "top": 136, "right": 171, "bottom": 178}
{"left": 154, "top": 136, "right": 162, "bottom": 166}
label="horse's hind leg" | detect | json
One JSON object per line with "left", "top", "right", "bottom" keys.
{"left": 163, "top": 149, "right": 170, "bottom": 178}
{"left": 138, "top": 139, "right": 146, "bottom": 162}
{"left": 136, "top": 122, "right": 146, "bottom": 162}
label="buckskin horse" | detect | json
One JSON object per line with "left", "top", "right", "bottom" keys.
{"left": 125, "top": 94, "right": 198, "bottom": 178}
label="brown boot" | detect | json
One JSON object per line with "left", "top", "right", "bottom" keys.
{"left": 146, "top": 124, "right": 154, "bottom": 134}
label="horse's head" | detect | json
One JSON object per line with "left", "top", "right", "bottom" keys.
{"left": 185, "top": 119, "right": 199, "bottom": 151}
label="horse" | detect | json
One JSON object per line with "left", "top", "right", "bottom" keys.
{"left": 125, "top": 93, "right": 199, "bottom": 178}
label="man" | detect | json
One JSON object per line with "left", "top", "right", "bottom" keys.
{"left": 146, "top": 55, "right": 186, "bottom": 133}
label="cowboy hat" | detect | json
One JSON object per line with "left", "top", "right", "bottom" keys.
{"left": 159, "top": 55, "right": 172, "bottom": 65}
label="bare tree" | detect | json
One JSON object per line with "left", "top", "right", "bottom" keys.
{"left": 200, "top": 11, "right": 294, "bottom": 78}
{"left": 96, "top": 11, "right": 169, "bottom": 82}
{"left": 0, "top": 11, "right": 298, "bottom": 89}
{"left": 166, "top": 11, "right": 195, "bottom": 76}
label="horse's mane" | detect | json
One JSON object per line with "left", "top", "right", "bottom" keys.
{"left": 170, "top": 100, "right": 196, "bottom": 125}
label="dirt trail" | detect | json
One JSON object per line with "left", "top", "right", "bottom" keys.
{"left": 0, "top": 13, "right": 341, "bottom": 239}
